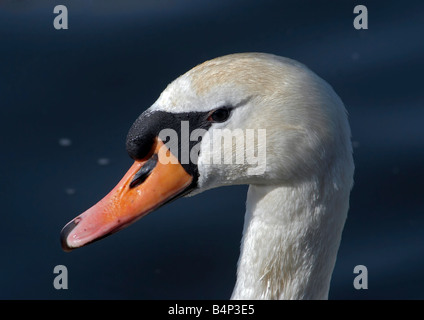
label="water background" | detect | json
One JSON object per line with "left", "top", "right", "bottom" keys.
{"left": 0, "top": 0, "right": 423, "bottom": 299}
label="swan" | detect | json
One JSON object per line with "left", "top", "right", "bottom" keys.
{"left": 61, "top": 53, "right": 354, "bottom": 299}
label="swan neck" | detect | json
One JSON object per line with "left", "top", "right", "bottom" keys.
{"left": 231, "top": 179, "right": 349, "bottom": 300}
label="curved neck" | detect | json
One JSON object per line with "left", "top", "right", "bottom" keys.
{"left": 231, "top": 176, "right": 350, "bottom": 299}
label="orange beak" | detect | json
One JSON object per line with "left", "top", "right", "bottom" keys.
{"left": 60, "top": 138, "right": 193, "bottom": 251}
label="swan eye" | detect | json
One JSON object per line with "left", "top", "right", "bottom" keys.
{"left": 208, "top": 107, "right": 231, "bottom": 123}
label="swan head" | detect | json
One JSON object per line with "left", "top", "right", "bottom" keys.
{"left": 61, "top": 52, "right": 353, "bottom": 251}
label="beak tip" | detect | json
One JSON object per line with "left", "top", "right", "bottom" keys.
{"left": 60, "top": 219, "right": 79, "bottom": 252}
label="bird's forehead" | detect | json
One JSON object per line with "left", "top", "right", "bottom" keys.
{"left": 151, "top": 75, "right": 243, "bottom": 114}
{"left": 150, "top": 75, "right": 203, "bottom": 113}
{"left": 150, "top": 55, "right": 269, "bottom": 114}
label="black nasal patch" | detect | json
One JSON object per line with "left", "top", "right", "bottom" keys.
{"left": 129, "top": 154, "right": 158, "bottom": 189}
{"left": 126, "top": 110, "right": 213, "bottom": 180}
{"left": 126, "top": 110, "right": 211, "bottom": 160}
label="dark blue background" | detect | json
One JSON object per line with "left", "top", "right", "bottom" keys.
{"left": 1, "top": 0, "right": 423, "bottom": 299}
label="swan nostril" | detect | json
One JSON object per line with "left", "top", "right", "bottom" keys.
{"left": 129, "top": 154, "right": 158, "bottom": 188}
